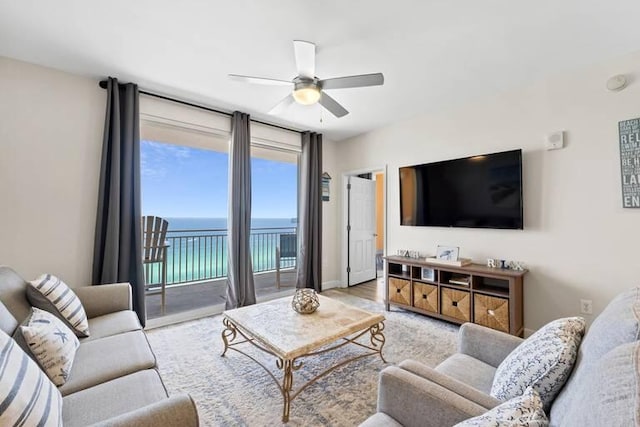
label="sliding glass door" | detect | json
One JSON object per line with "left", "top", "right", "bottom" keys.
{"left": 250, "top": 146, "right": 299, "bottom": 293}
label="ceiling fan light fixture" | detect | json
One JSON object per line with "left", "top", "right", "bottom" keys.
{"left": 230, "top": 41, "right": 383, "bottom": 117}
{"left": 292, "top": 86, "right": 321, "bottom": 105}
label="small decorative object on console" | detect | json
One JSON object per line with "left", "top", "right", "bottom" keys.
{"left": 487, "top": 258, "right": 526, "bottom": 271}
{"left": 397, "top": 249, "right": 421, "bottom": 259}
{"left": 292, "top": 288, "right": 320, "bottom": 314}
{"left": 436, "top": 245, "right": 459, "bottom": 261}
{"left": 421, "top": 267, "right": 435, "bottom": 281}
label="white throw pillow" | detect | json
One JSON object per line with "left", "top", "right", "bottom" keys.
{"left": 20, "top": 307, "right": 80, "bottom": 386}
{"left": 490, "top": 317, "right": 585, "bottom": 409}
{"left": 454, "top": 387, "right": 548, "bottom": 427}
{"left": 27, "top": 273, "right": 90, "bottom": 337}
{"left": 0, "top": 329, "right": 62, "bottom": 427}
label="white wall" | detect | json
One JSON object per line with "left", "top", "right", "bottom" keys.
{"left": 0, "top": 56, "right": 343, "bottom": 291}
{"left": 8, "top": 50, "right": 635, "bottom": 325}
{"left": 321, "top": 138, "right": 341, "bottom": 288}
{"left": 0, "top": 57, "right": 105, "bottom": 286}
{"left": 329, "top": 51, "right": 640, "bottom": 330}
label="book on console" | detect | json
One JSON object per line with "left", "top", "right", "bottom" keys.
{"left": 449, "top": 278, "right": 470, "bottom": 286}
{"left": 425, "top": 257, "right": 472, "bottom": 267}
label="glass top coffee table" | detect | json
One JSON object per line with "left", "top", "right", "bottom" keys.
{"left": 222, "top": 294, "right": 386, "bottom": 422}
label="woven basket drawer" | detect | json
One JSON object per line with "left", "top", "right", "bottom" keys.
{"left": 441, "top": 288, "right": 471, "bottom": 322}
{"left": 389, "top": 277, "right": 411, "bottom": 306}
{"left": 413, "top": 282, "right": 438, "bottom": 313}
{"left": 474, "top": 294, "right": 510, "bottom": 333}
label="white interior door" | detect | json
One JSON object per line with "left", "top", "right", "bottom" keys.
{"left": 348, "top": 176, "right": 376, "bottom": 286}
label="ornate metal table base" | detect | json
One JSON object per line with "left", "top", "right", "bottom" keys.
{"left": 221, "top": 317, "right": 386, "bottom": 423}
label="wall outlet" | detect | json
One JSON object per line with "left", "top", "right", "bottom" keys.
{"left": 580, "top": 299, "right": 593, "bottom": 315}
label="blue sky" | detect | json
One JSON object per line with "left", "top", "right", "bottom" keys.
{"left": 141, "top": 141, "right": 298, "bottom": 218}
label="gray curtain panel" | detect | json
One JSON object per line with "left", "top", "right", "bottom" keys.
{"left": 225, "top": 111, "right": 257, "bottom": 309}
{"left": 92, "top": 77, "right": 145, "bottom": 326}
{"left": 296, "top": 131, "right": 323, "bottom": 291}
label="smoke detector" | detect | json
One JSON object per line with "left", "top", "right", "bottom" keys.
{"left": 606, "top": 75, "right": 627, "bottom": 92}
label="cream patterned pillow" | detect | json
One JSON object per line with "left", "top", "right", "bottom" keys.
{"left": 0, "top": 329, "right": 62, "bottom": 427}
{"left": 491, "top": 317, "right": 585, "bottom": 409}
{"left": 20, "top": 307, "right": 80, "bottom": 386}
{"left": 454, "top": 387, "right": 548, "bottom": 427}
{"left": 27, "top": 273, "right": 90, "bottom": 337}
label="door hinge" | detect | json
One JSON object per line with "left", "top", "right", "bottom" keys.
{"left": 346, "top": 225, "right": 351, "bottom": 232}
{"left": 347, "top": 183, "right": 351, "bottom": 190}
{"left": 347, "top": 266, "right": 351, "bottom": 273}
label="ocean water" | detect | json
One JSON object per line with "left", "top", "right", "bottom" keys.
{"left": 145, "top": 217, "right": 297, "bottom": 285}
{"left": 166, "top": 217, "right": 297, "bottom": 231}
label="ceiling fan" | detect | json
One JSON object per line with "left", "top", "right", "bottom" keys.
{"left": 229, "top": 40, "right": 384, "bottom": 118}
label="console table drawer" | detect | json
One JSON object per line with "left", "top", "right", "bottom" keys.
{"left": 441, "top": 288, "right": 471, "bottom": 322}
{"left": 413, "top": 283, "right": 438, "bottom": 313}
{"left": 388, "top": 277, "right": 411, "bottom": 306}
{"left": 474, "top": 294, "right": 510, "bottom": 333}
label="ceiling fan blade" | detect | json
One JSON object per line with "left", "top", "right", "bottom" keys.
{"left": 268, "top": 94, "right": 295, "bottom": 115}
{"left": 293, "top": 40, "right": 316, "bottom": 79}
{"left": 229, "top": 74, "right": 293, "bottom": 86}
{"left": 320, "top": 73, "right": 384, "bottom": 90}
{"left": 319, "top": 92, "right": 349, "bottom": 118}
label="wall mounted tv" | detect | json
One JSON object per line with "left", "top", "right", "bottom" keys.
{"left": 399, "top": 149, "right": 523, "bottom": 229}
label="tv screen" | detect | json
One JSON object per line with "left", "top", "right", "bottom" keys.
{"left": 399, "top": 149, "right": 523, "bottom": 229}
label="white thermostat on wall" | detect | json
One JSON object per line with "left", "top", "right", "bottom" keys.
{"left": 546, "top": 131, "right": 564, "bottom": 151}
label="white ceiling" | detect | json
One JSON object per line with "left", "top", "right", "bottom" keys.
{"left": 2, "top": 0, "right": 640, "bottom": 141}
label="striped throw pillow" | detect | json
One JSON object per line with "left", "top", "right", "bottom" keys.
{"left": 20, "top": 307, "right": 80, "bottom": 386}
{"left": 27, "top": 274, "right": 90, "bottom": 337}
{"left": 0, "top": 329, "right": 62, "bottom": 427}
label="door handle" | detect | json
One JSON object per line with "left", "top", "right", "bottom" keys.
{"left": 373, "top": 233, "right": 378, "bottom": 237}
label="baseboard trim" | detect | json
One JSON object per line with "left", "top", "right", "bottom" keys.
{"left": 322, "top": 280, "right": 342, "bottom": 290}
{"left": 145, "top": 304, "right": 224, "bottom": 330}
{"left": 524, "top": 328, "right": 535, "bottom": 338}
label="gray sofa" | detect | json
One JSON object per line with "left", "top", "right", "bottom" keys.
{"left": 362, "top": 287, "right": 640, "bottom": 426}
{"left": 0, "top": 266, "right": 199, "bottom": 427}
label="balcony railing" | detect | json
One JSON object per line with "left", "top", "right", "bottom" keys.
{"left": 144, "top": 227, "right": 297, "bottom": 286}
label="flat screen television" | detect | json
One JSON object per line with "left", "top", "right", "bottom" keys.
{"left": 399, "top": 149, "right": 523, "bottom": 229}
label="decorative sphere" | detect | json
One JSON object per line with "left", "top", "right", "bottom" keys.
{"left": 292, "top": 289, "right": 320, "bottom": 314}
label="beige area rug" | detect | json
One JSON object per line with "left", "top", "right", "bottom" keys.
{"left": 146, "top": 290, "right": 458, "bottom": 426}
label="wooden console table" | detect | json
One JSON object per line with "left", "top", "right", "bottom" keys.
{"left": 385, "top": 256, "right": 527, "bottom": 336}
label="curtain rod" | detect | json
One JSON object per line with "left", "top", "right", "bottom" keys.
{"left": 98, "top": 80, "right": 305, "bottom": 135}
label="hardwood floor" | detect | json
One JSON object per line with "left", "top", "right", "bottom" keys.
{"left": 334, "top": 275, "right": 385, "bottom": 303}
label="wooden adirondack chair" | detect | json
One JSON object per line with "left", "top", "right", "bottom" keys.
{"left": 142, "top": 216, "right": 169, "bottom": 313}
{"left": 275, "top": 233, "right": 297, "bottom": 289}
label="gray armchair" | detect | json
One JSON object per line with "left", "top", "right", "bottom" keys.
{"left": 362, "top": 287, "right": 640, "bottom": 427}
{"left": 361, "top": 323, "right": 522, "bottom": 427}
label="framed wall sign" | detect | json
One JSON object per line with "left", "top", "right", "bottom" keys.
{"left": 619, "top": 118, "right": 640, "bottom": 208}
{"left": 322, "top": 172, "right": 331, "bottom": 202}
